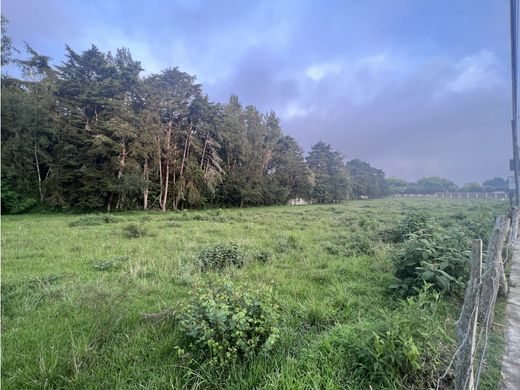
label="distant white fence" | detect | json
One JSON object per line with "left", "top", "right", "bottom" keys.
{"left": 394, "top": 192, "right": 508, "bottom": 200}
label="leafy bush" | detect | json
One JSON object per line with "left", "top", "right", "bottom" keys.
{"left": 0, "top": 182, "right": 37, "bottom": 214}
{"left": 176, "top": 281, "right": 280, "bottom": 366}
{"left": 198, "top": 243, "right": 244, "bottom": 272}
{"left": 122, "top": 224, "right": 147, "bottom": 239}
{"left": 380, "top": 211, "right": 432, "bottom": 243}
{"left": 69, "top": 214, "right": 122, "bottom": 227}
{"left": 390, "top": 223, "right": 469, "bottom": 296}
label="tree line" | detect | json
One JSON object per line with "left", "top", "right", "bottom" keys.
{"left": 1, "top": 17, "right": 391, "bottom": 213}
{"left": 385, "top": 176, "right": 509, "bottom": 195}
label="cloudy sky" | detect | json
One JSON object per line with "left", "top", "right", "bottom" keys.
{"left": 2, "top": 0, "right": 513, "bottom": 184}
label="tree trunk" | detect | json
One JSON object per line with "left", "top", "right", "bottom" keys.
{"left": 143, "top": 158, "right": 149, "bottom": 210}
{"left": 180, "top": 119, "right": 193, "bottom": 178}
{"left": 34, "top": 140, "right": 44, "bottom": 201}
{"left": 200, "top": 131, "right": 209, "bottom": 169}
{"left": 160, "top": 121, "right": 173, "bottom": 212}
{"left": 157, "top": 136, "right": 163, "bottom": 210}
{"left": 116, "top": 140, "right": 127, "bottom": 210}
{"left": 107, "top": 193, "right": 113, "bottom": 212}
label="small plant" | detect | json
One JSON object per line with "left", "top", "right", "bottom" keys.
{"left": 94, "top": 260, "right": 118, "bottom": 271}
{"left": 251, "top": 249, "right": 271, "bottom": 263}
{"left": 122, "top": 224, "right": 147, "bottom": 239}
{"left": 198, "top": 243, "right": 244, "bottom": 272}
{"left": 176, "top": 281, "right": 280, "bottom": 366}
{"left": 93, "top": 256, "right": 129, "bottom": 271}
{"left": 276, "top": 235, "right": 300, "bottom": 253}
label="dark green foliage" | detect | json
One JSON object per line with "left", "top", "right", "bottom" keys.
{"left": 306, "top": 141, "right": 350, "bottom": 203}
{"left": 346, "top": 159, "right": 386, "bottom": 198}
{"left": 1, "top": 181, "right": 37, "bottom": 214}
{"left": 69, "top": 214, "right": 122, "bottom": 227}
{"left": 380, "top": 211, "right": 432, "bottom": 243}
{"left": 122, "top": 223, "right": 147, "bottom": 239}
{"left": 176, "top": 281, "right": 280, "bottom": 366}
{"left": 390, "top": 220, "right": 469, "bottom": 296}
{"left": 198, "top": 243, "right": 244, "bottom": 272}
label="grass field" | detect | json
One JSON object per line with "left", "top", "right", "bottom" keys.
{"left": 1, "top": 198, "right": 509, "bottom": 389}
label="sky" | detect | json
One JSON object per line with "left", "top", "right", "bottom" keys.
{"left": 1, "top": 0, "right": 513, "bottom": 184}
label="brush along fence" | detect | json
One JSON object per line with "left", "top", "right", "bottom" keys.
{"left": 436, "top": 207, "right": 520, "bottom": 390}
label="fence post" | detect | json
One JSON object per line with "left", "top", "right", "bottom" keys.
{"left": 508, "top": 207, "right": 520, "bottom": 247}
{"left": 455, "top": 240, "right": 482, "bottom": 390}
{"left": 480, "top": 216, "right": 510, "bottom": 321}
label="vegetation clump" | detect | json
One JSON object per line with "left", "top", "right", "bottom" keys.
{"left": 380, "top": 211, "right": 432, "bottom": 243}
{"left": 352, "top": 286, "right": 447, "bottom": 388}
{"left": 276, "top": 235, "right": 300, "bottom": 253}
{"left": 198, "top": 243, "right": 244, "bottom": 272}
{"left": 122, "top": 224, "right": 147, "bottom": 239}
{"left": 176, "top": 281, "right": 280, "bottom": 366}
{"left": 69, "top": 214, "right": 122, "bottom": 227}
{"left": 390, "top": 220, "right": 469, "bottom": 296}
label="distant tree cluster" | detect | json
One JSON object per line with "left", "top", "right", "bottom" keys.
{"left": 1, "top": 19, "right": 390, "bottom": 213}
{"left": 385, "top": 176, "right": 508, "bottom": 195}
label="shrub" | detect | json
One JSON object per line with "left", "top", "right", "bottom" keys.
{"left": 69, "top": 214, "right": 122, "bottom": 227}
{"left": 380, "top": 211, "right": 432, "bottom": 243}
{"left": 198, "top": 243, "right": 244, "bottom": 272}
{"left": 122, "top": 224, "right": 147, "bottom": 239}
{"left": 390, "top": 223, "right": 469, "bottom": 296}
{"left": 176, "top": 281, "right": 280, "bottom": 366}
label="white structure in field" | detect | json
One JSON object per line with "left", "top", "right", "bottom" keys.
{"left": 288, "top": 198, "right": 308, "bottom": 205}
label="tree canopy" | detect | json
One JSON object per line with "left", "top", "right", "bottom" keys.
{"left": 1, "top": 21, "right": 393, "bottom": 213}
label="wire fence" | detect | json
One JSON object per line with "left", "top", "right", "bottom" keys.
{"left": 436, "top": 207, "right": 520, "bottom": 390}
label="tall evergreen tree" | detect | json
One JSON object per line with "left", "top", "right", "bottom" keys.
{"left": 306, "top": 141, "right": 350, "bottom": 203}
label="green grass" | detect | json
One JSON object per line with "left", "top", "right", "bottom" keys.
{"left": 1, "top": 198, "right": 508, "bottom": 389}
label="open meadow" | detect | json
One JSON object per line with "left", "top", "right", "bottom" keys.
{"left": 1, "top": 198, "right": 509, "bottom": 389}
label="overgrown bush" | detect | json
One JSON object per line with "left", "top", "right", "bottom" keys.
{"left": 122, "top": 223, "right": 147, "bottom": 239}
{"left": 380, "top": 211, "right": 432, "bottom": 243}
{"left": 390, "top": 222, "right": 469, "bottom": 296}
{"left": 176, "top": 281, "right": 280, "bottom": 366}
{"left": 69, "top": 214, "right": 122, "bottom": 227}
{"left": 198, "top": 243, "right": 244, "bottom": 272}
